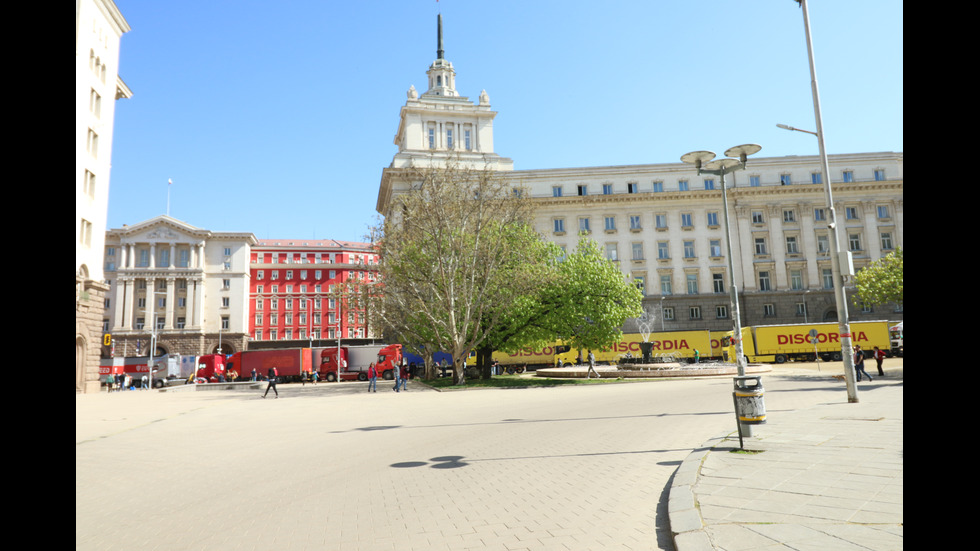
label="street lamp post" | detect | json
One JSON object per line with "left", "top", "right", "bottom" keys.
{"left": 784, "top": 0, "right": 859, "bottom": 403}
{"left": 681, "top": 144, "right": 761, "bottom": 380}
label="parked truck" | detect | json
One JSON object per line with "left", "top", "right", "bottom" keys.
{"left": 223, "top": 348, "right": 315, "bottom": 383}
{"left": 100, "top": 354, "right": 193, "bottom": 388}
{"left": 724, "top": 321, "right": 892, "bottom": 364}
{"left": 195, "top": 354, "right": 227, "bottom": 382}
{"left": 319, "top": 344, "right": 403, "bottom": 381}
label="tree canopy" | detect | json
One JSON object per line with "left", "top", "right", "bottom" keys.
{"left": 854, "top": 247, "right": 903, "bottom": 307}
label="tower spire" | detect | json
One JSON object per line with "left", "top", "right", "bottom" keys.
{"left": 437, "top": 13, "right": 444, "bottom": 60}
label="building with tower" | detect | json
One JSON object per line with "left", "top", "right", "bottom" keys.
{"left": 377, "top": 15, "right": 903, "bottom": 334}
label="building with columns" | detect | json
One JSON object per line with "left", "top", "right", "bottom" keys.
{"left": 103, "top": 216, "right": 257, "bottom": 358}
{"left": 76, "top": 0, "right": 131, "bottom": 393}
{"left": 377, "top": 16, "right": 903, "bottom": 334}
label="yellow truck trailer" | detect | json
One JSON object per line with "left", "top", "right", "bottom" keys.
{"left": 494, "top": 331, "right": 724, "bottom": 367}
{"left": 724, "top": 321, "right": 891, "bottom": 364}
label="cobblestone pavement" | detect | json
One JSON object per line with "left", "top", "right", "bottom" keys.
{"left": 77, "top": 363, "right": 899, "bottom": 551}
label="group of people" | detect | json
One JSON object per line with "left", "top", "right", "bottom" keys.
{"left": 366, "top": 362, "right": 410, "bottom": 392}
{"left": 104, "top": 372, "right": 150, "bottom": 392}
{"left": 853, "top": 345, "right": 888, "bottom": 382}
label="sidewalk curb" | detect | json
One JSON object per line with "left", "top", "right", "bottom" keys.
{"left": 668, "top": 433, "right": 730, "bottom": 551}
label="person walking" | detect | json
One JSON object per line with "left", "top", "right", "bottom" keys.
{"left": 367, "top": 362, "right": 377, "bottom": 392}
{"left": 694, "top": 349, "right": 700, "bottom": 364}
{"left": 263, "top": 366, "right": 279, "bottom": 398}
{"left": 873, "top": 346, "right": 886, "bottom": 376}
{"left": 251, "top": 368, "right": 257, "bottom": 382}
{"left": 853, "top": 346, "right": 872, "bottom": 382}
{"left": 105, "top": 373, "right": 115, "bottom": 393}
{"left": 393, "top": 362, "right": 403, "bottom": 392}
{"left": 397, "top": 363, "right": 409, "bottom": 391}
{"left": 586, "top": 350, "right": 600, "bottom": 379}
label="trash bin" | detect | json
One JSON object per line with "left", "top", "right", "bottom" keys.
{"left": 733, "top": 376, "right": 766, "bottom": 425}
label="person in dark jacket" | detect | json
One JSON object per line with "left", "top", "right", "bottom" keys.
{"left": 263, "top": 366, "right": 279, "bottom": 398}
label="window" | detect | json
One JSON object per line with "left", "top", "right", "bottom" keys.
{"left": 604, "top": 216, "right": 616, "bottom": 231}
{"left": 223, "top": 279, "right": 231, "bottom": 290}
{"left": 817, "top": 234, "right": 830, "bottom": 254}
{"left": 712, "top": 273, "right": 725, "bottom": 293}
{"left": 759, "top": 271, "right": 771, "bottom": 291}
{"left": 286, "top": 270, "right": 293, "bottom": 280}
{"left": 553, "top": 218, "right": 565, "bottom": 233}
{"left": 657, "top": 242, "right": 669, "bottom": 260}
{"left": 552, "top": 186, "right": 563, "bottom": 197}
{"left": 87, "top": 128, "right": 99, "bottom": 157}
{"left": 811, "top": 173, "right": 822, "bottom": 184}
{"left": 706, "top": 212, "right": 719, "bottom": 226}
{"left": 628, "top": 182, "right": 638, "bottom": 194}
{"left": 814, "top": 208, "right": 826, "bottom": 221}
{"left": 796, "top": 302, "right": 807, "bottom": 317}
{"left": 754, "top": 237, "right": 767, "bottom": 255}
{"left": 446, "top": 128, "right": 453, "bottom": 149}
{"left": 786, "top": 236, "right": 799, "bottom": 254}
{"left": 633, "top": 275, "right": 645, "bottom": 295}
{"left": 849, "top": 233, "right": 862, "bottom": 251}
{"left": 678, "top": 180, "right": 689, "bottom": 191}
{"left": 686, "top": 273, "right": 698, "bottom": 294}
{"left": 842, "top": 170, "right": 854, "bottom": 182}
{"left": 783, "top": 210, "right": 796, "bottom": 223}
{"left": 683, "top": 241, "right": 695, "bottom": 258}
{"left": 222, "top": 297, "right": 230, "bottom": 308}
{"left": 845, "top": 207, "right": 859, "bottom": 220}
{"left": 763, "top": 304, "right": 775, "bottom": 317}
{"left": 681, "top": 213, "right": 693, "bottom": 228}
{"left": 877, "top": 205, "right": 890, "bottom": 219}
{"left": 605, "top": 243, "right": 618, "bottom": 261}
{"left": 464, "top": 129, "right": 471, "bottom": 150}
{"left": 663, "top": 306, "right": 674, "bottom": 320}
{"left": 822, "top": 268, "right": 834, "bottom": 289}
{"left": 710, "top": 240, "right": 722, "bottom": 257}
{"left": 653, "top": 181, "right": 664, "bottom": 193}
{"left": 704, "top": 178, "right": 715, "bottom": 190}
{"left": 579, "top": 217, "right": 591, "bottom": 233}
{"left": 631, "top": 243, "right": 644, "bottom": 261}
{"left": 655, "top": 214, "right": 668, "bottom": 229}
{"left": 577, "top": 184, "right": 588, "bottom": 196}
{"left": 83, "top": 170, "right": 96, "bottom": 198}
{"left": 752, "top": 211, "right": 764, "bottom": 224}
{"left": 629, "top": 215, "right": 642, "bottom": 230}
{"left": 881, "top": 232, "right": 893, "bottom": 250}
{"left": 602, "top": 184, "right": 613, "bottom": 195}
{"left": 428, "top": 128, "right": 435, "bottom": 149}
{"left": 790, "top": 270, "right": 803, "bottom": 290}
{"left": 874, "top": 169, "right": 886, "bottom": 181}
{"left": 716, "top": 305, "right": 728, "bottom": 319}
{"left": 689, "top": 306, "right": 701, "bottom": 320}
{"left": 660, "top": 275, "right": 672, "bottom": 295}
{"left": 780, "top": 174, "right": 791, "bottom": 185}
{"left": 749, "top": 176, "right": 761, "bottom": 187}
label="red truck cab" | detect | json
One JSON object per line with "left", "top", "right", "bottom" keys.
{"left": 196, "top": 354, "right": 227, "bottom": 382}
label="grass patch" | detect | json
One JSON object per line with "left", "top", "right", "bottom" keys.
{"left": 420, "top": 374, "right": 614, "bottom": 390}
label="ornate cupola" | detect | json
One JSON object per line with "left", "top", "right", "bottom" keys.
{"left": 424, "top": 14, "right": 458, "bottom": 98}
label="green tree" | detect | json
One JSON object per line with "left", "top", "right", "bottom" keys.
{"left": 854, "top": 247, "right": 903, "bottom": 307}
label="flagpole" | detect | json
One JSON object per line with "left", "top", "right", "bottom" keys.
{"left": 167, "top": 178, "right": 172, "bottom": 216}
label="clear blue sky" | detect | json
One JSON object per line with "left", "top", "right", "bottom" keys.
{"left": 107, "top": 0, "right": 903, "bottom": 243}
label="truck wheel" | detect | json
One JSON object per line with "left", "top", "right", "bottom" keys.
{"left": 775, "top": 355, "right": 787, "bottom": 364}
{"left": 325, "top": 372, "right": 337, "bottom": 382}
{"left": 154, "top": 379, "right": 164, "bottom": 389}
{"left": 383, "top": 370, "right": 394, "bottom": 380}
{"left": 516, "top": 366, "right": 526, "bottom": 374}
{"left": 357, "top": 373, "right": 367, "bottom": 381}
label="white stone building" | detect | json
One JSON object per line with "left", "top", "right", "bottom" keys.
{"left": 103, "top": 216, "right": 257, "bottom": 358}
{"left": 76, "top": 0, "right": 131, "bottom": 392}
{"left": 377, "top": 16, "right": 903, "bottom": 333}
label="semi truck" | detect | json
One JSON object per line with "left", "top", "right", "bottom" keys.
{"left": 319, "top": 344, "right": 403, "bottom": 382}
{"left": 724, "top": 321, "right": 892, "bottom": 364}
{"left": 223, "top": 348, "right": 315, "bottom": 383}
{"left": 493, "top": 331, "right": 724, "bottom": 367}
{"left": 100, "top": 354, "right": 192, "bottom": 388}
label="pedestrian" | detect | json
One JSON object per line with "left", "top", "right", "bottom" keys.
{"left": 393, "top": 361, "right": 402, "bottom": 392}
{"left": 587, "top": 350, "right": 600, "bottom": 379}
{"left": 251, "top": 368, "right": 256, "bottom": 381}
{"left": 263, "top": 366, "right": 279, "bottom": 398}
{"left": 367, "top": 362, "right": 377, "bottom": 392}
{"left": 311, "top": 370, "right": 318, "bottom": 385}
{"left": 694, "top": 349, "right": 700, "bottom": 364}
{"left": 853, "top": 346, "right": 872, "bottom": 382}
{"left": 557, "top": 358, "right": 563, "bottom": 368}
{"left": 105, "top": 373, "right": 115, "bottom": 393}
{"left": 141, "top": 375, "right": 148, "bottom": 390}
{"left": 873, "top": 346, "right": 886, "bottom": 376}
{"left": 397, "top": 363, "right": 409, "bottom": 391}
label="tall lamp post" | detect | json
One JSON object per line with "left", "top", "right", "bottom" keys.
{"left": 785, "top": 0, "right": 858, "bottom": 403}
{"left": 681, "top": 144, "right": 761, "bottom": 379}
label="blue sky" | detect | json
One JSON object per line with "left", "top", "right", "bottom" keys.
{"left": 107, "top": 0, "right": 903, "bottom": 243}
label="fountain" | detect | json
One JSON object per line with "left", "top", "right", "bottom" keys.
{"left": 636, "top": 307, "right": 656, "bottom": 363}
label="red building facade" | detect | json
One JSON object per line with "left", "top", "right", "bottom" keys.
{"left": 249, "top": 240, "right": 380, "bottom": 344}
